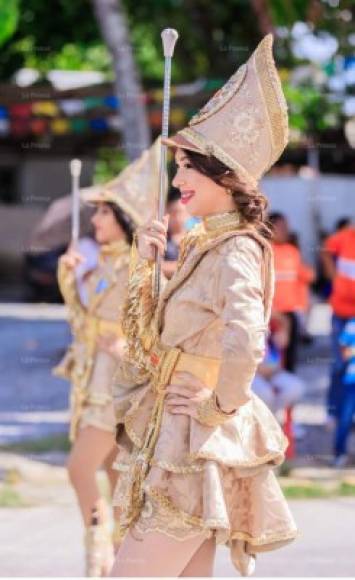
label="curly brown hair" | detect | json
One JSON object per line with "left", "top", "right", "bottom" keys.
{"left": 184, "top": 150, "right": 272, "bottom": 240}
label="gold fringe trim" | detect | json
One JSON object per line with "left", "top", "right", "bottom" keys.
{"left": 121, "top": 239, "right": 157, "bottom": 380}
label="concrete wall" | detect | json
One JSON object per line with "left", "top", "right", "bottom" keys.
{"left": 0, "top": 205, "right": 43, "bottom": 257}
{"left": 1, "top": 174, "right": 354, "bottom": 265}
{"left": 18, "top": 156, "right": 96, "bottom": 207}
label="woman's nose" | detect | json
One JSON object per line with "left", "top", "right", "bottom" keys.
{"left": 172, "top": 170, "right": 185, "bottom": 189}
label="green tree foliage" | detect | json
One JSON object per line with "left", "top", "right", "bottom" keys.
{"left": 284, "top": 82, "right": 341, "bottom": 137}
{"left": 1, "top": 0, "right": 353, "bottom": 79}
{"left": 0, "top": 0, "right": 20, "bottom": 47}
{"left": 0, "top": 0, "right": 267, "bottom": 81}
{"left": 0, "top": 0, "right": 353, "bottom": 144}
{"left": 0, "top": 0, "right": 104, "bottom": 77}
{"left": 94, "top": 147, "right": 128, "bottom": 183}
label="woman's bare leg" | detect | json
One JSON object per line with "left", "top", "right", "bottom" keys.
{"left": 110, "top": 529, "right": 214, "bottom": 577}
{"left": 180, "top": 536, "right": 216, "bottom": 577}
{"left": 102, "top": 446, "right": 122, "bottom": 551}
{"left": 67, "top": 425, "right": 116, "bottom": 525}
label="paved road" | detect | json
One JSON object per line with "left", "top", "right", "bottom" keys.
{"left": 0, "top": 315, "right": 70, "bottom": 444}
{"left": 1, "top": 495, "right": 355, "bottom": 577}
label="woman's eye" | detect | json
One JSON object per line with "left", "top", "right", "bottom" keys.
{"left": 174, "top": 162, "right": 192, "bottom": 170}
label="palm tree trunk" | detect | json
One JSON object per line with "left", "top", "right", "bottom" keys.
{"left": 91, "top": 0, "right": 151, "bottom": 160}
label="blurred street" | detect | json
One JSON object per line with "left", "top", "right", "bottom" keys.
{"left": 0, "top": 305, "right": 70, "bottom": 445}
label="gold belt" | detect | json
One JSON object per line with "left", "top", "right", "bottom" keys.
{"left": 122, "top": 340, "right": 221, "bottom": 534}
{"left": 69, "top": 316, "right": 123, "bottom": 442}
{"left": 148, "top": 341, "right": 221, "bottom": 392}
{"left": 84, "top": 315, "right": 124, "bottom": 343}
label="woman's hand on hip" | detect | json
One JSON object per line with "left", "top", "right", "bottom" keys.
{"left": 165, "top": 372, "right": 212, "bottom": 419}
{"left": 137, "top": 215, "right": 169, "bottom": 261}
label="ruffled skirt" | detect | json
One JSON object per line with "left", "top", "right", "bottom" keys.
{"left": 113, "top": 383, "right": 298, "bottom": 575}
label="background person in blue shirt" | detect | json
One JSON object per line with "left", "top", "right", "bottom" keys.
{"left": 333, "top": 318, "right": 355, "bottom": 467}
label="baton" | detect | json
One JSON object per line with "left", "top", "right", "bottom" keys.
{"left": 70, "top": 158, "right": 82, "bottom": 248}
{"left": 154, "top": 28, "right": 179, "bottom": 298}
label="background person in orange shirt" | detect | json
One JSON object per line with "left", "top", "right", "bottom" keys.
{"left": 269, "top": 212, "right": 315, "bottom": 372}
{"left": 321, "top": 220, "right": 355, "bottom": 425}
{"left": 289, "top": 231, "right": 315, "bottom": 344}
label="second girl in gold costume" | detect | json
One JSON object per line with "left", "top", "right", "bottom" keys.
{"left": 54, "top": 141, "right": 162, "bottom": 576}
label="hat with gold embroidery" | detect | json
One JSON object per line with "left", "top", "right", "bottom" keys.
{"left": 81, "top": 136, "right": 164, "bottom": 226}
{"left": 163, "top": 34, "right": 288, "bottom": 188}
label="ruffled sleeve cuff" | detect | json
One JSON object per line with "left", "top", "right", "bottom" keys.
{"left": 121, "top": 237, "right": 158, "bottom": 375}
{"left": 196, "top": 392, "right": 237, "bottom": 427}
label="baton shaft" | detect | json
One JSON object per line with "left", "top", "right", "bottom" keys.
{"left": 154, "top": 56, "right": 173, "bottom": 297}
{"left": 71, "top": 174, "right": 80, "bottom": 246}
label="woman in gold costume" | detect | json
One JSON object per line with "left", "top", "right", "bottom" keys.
{"left": 54, "top": 141, "right": 162, "bottom": 576}
{"left": 111, "top": 35, "right": 298, "bottom": 577}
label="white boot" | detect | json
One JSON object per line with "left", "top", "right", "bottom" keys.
{"left": 85, "top": 501, "right": 114, "bottom": 577}
{"left": 240, "top": 554, "right": 256, "bottom": 577}
{"left": 232, "top": 540, "right": 257, "bottom": 577}
{"left": 85, "top": 523, "right": 114, "bottom": 577}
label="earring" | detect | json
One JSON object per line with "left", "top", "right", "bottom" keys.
{"left": 226, "top": 188, "right": 233, "bottom": 195}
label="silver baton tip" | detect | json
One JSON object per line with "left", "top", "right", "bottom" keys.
{"left": 70, "top": 158, "right": 82, "bottom": 177}
{"left": 161, "top": 28, "right": 179, "bottom": 58}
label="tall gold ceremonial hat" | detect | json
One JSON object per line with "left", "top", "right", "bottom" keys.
{"left": 81, "top": 136, "right": 164, "bottom": 225}
{"left": 163, "top": 34, "right": 288, "bottom": 188}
